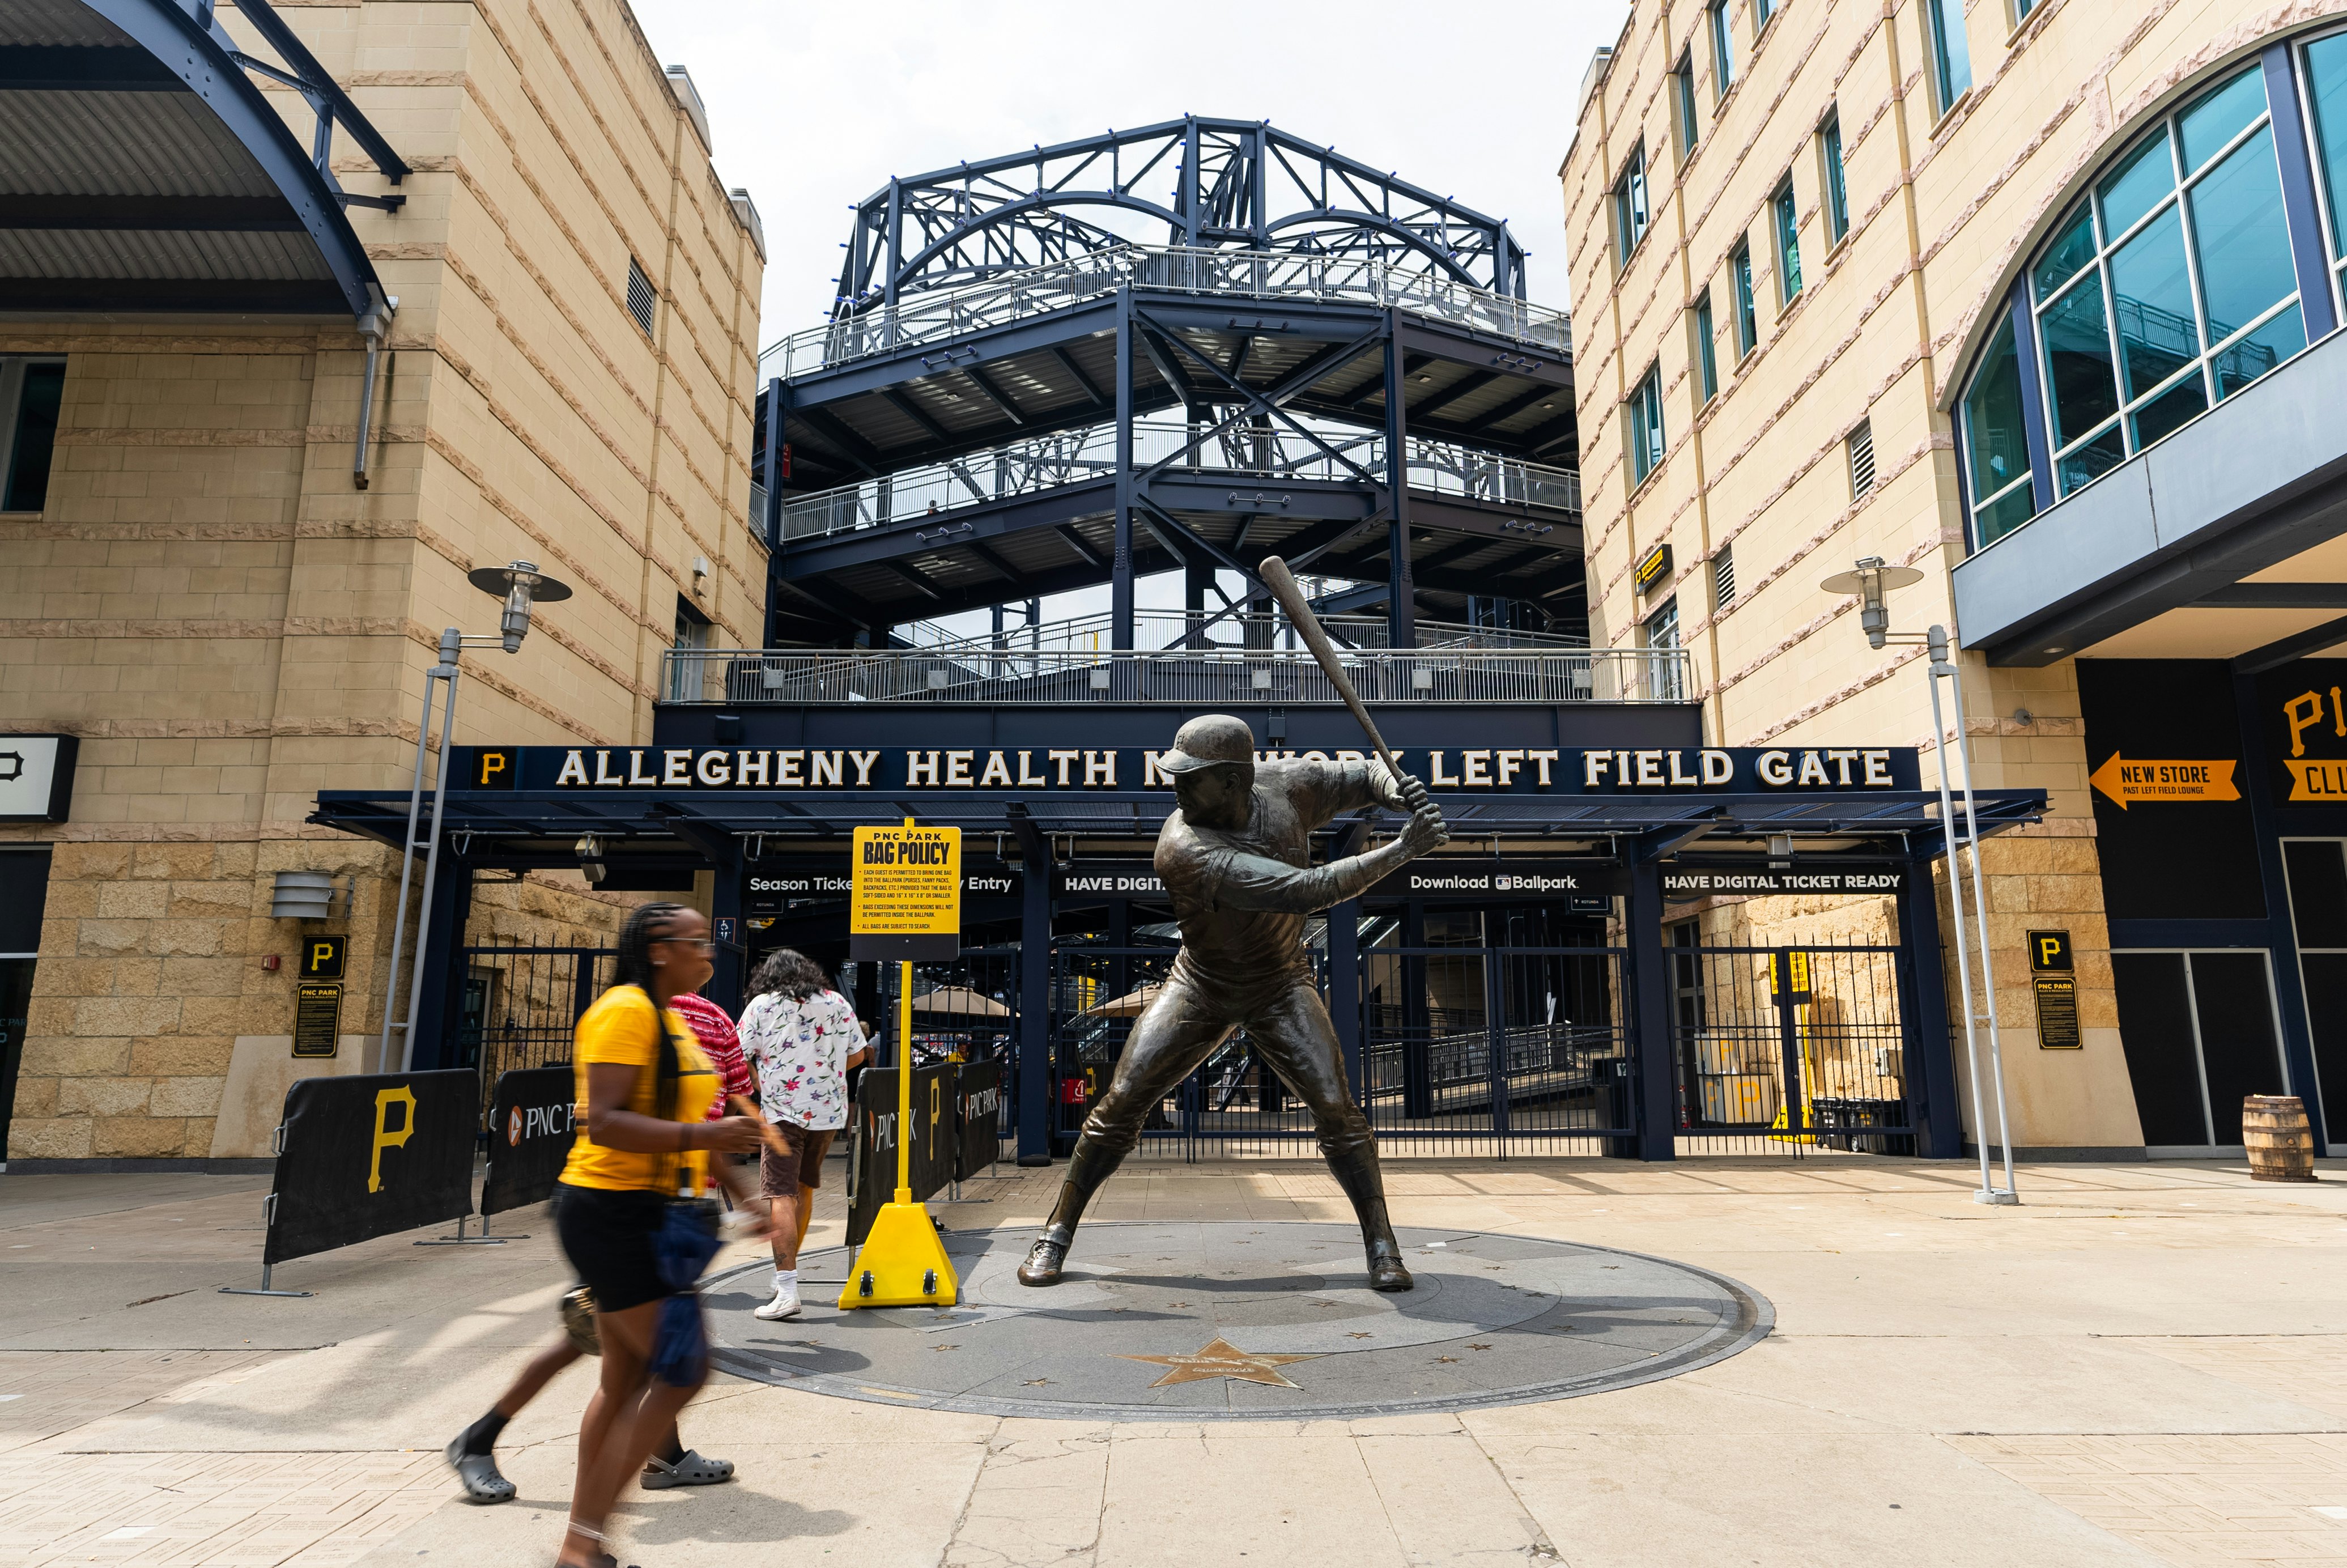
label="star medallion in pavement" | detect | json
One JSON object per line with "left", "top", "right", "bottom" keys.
{"left": 1118, "top": 1336, "right": 1322, "bottom": 1389}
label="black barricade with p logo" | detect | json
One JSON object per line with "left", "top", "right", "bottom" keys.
{"left": 955, "top": 1059, "right": 1001, "bottom": 1180}
{"left": 482, "top": 1065, "right": 576, "bottom": 1217}
{"left": 264, "top": 1069, "right": 477, "bottom": 1265}
{"left": 845, "top": 1061, "right": 956, "bottom": 1247}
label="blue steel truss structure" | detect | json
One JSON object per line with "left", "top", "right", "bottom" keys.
{"left": 754, "top": 118, "right": 1585, "bottom": 652}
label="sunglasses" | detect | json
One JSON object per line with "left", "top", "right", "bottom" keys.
{"left": 656, "top": 934, "right": 715, "bottom": 953}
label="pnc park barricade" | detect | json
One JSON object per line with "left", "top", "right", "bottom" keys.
{"left": 846, "top": 1060, "right": 1000, "bottom": 1247}
{"left": 223, "top": 1069, "right": 479, "bottom": 1297}
{"left": 481, "top": 1064, "right": 577, "bottom": 1217}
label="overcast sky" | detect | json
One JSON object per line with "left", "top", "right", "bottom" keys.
{"left": 630, "top": 0, "right": 1631, "bottom": 347}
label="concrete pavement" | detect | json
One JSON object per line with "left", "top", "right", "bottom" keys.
{"left": 3, "top": 1155, "right": 2345, "bottom": 1566}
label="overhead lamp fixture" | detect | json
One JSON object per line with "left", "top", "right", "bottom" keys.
{"left": 1818, "top": 555, "right": 1925, "bottom": 649}
{"left": 1767, "top": 833, "right": 1793, "bottom": 869}
{"left": 467, "top": 559, "right": 573, "bottom": 653}
{"left": 575, "top": 833, "right": 607, "bottom": 885}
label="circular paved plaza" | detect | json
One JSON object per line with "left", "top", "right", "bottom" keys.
{"left": 705, "top": 1221, "right": 1771, "bottom": 1420}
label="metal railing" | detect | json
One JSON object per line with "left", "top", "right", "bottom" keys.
{"left": 660, "top": 643, "right": 1690, "bottom": 706}
{"left": 776, "top": 419, "right": 1578, "bottom": 546}
{"left": 759, "top": 245, "right": 1571, "bottom": 383}
{"left": 895, "top": 609, "right": 1585, "bottom": 659}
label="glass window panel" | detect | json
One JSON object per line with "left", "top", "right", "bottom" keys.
{"left": 1925, "top": 0, "right": 1971, "bottom": 113}
{"left": 2306, "top": 32, "right": 2347, "bottom": 261}
{"left": 2188, "top": 128, "right": 2295, "bottom": 341}
{"left": 2110, "top": 206, "right": 2200, "bottom": 398}
{"left": 2178, "top": 66, "right": 2266, "bottom": 175}
{"left": 1695, "top": 295, "right": 1718, "bottom": 401}
{"left": 1775, "top": 183, "right": 1802, "bottom": 301}
{"left": 2111, "top": 953, "right": 2210, "bottom": 1145}
{"left": 2, "top": 362, "right": 63, "bottom": 514}
{"left": 1974, "top": 482, "right": 2038, "bottom": 545}
{"left": 2192, "top": 951, "right": 2288, "bottom": 1129}
{"left": 2033, "top": 203, "right": 2098, "bottom": 299}
{"left": 2128, "top": 372, "right": 2208, "bottom": 449}
{"left": 1963, "top": 310, "right": 2028, "bottom": 500}
{"left": 1732, "top": 245, "right": 1757, "bottom": 354}
{"left": 2286, "top": 841, "right": 2347, "bottom": 951}
{"left": 2214, "top": 303, "right": 2304, "bottom": 400}
{"left": 2098, "top": 128, "right": 2178, "bottom": 240}
{"left": 1711, "top": 0, "right": 1734, "bottom": 93}
{"left": 2055, "top": 423, "right": 2126, "bottom": 495}
{"left": 2039, "top": 278, "right": 2121, "bottom": 446}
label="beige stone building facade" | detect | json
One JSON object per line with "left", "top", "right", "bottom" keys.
{"left": 1566, "top": 0, "right": 2347, "bottom": 1152}
{"left": 0, "top": 0, "right": 766, "bottom": 1165}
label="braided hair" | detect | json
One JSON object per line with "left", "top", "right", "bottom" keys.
{"left": 613, "top": 900, "right": 688, "bottom": 1121}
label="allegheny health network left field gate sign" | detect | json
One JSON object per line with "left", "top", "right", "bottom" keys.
{"left": 851, "top": 822, "right": 961, "bottom": 963}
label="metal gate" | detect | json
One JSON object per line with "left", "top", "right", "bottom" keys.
{"left": 1046, "top": 938, "right": 1634, "bottom": 1159}
{"left": 1669, "top": 941, "right": 1913, "bottom": 1156}
{"left": 455, "top": 941, "right": 611, "bottom": 1124}
{"left": 851, "top": 945, "right": 1023, "bottom": 1168}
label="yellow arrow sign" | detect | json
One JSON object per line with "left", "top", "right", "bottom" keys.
{"left": 2088, "top": 752, "right": 2239, "bottom": 810}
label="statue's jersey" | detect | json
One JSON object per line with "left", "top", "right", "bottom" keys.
{"left": 1155, "top": 758, "right": 1377, "bottom": 993}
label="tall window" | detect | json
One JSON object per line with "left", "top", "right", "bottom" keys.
{"left": 0, "top": 358, "right": 65, "bottom": 514}
{"left": 1693, "top": 291, "right": 1719, "bottom": 402}
{"left": 667, "top": 598, "right": 711, "bottom": 702}
{"left": 1710, "top": 0, "right": 1736, "bottom": 100}
{"left": 1615, "top": 143, "right": 1651, "bottom": 263}
{"left": 1923, "top": 0, "right": 1972, "bottom": 117}
{"left": 2299, "top": 30, "right": 2347, "bottom": 305}
{"left": 1753, "top": 0, "right": 1774, "bottom": 29}
{"left": 1731, "top": 242, "right": 1758, "bottom": 356}
{"left": 1628, "top": 362, "right": 1667, "bottom": 488}
{"left": 1819, "top": 111, "right": 1851, "bottom": 245}
{"left": 2012, "top": 0, "right": 2040, "bottom": 20}
{"left": 1772, "top": 180, "right": 1802, "bottom": 304}
{"left": 1963, "top": 306, "right": 2036, "bottom": 545}
{"left": 2029, "top": 64, "right": 2303, "bottom": 497}
{"left": 1673, "top": 51, "right": 1701, "bottom": 159}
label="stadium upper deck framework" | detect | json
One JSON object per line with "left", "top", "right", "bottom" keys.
{"left": 750, "top": 118, "right": 1588, "bottom": 648}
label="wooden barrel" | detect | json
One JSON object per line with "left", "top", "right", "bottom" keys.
{"left": 2243, "top": 1095, "right": 2317, "bottom": 1182}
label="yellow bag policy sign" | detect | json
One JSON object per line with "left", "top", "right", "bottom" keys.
{"left": 850, "top": 822, "right": 962, "bottom": 962}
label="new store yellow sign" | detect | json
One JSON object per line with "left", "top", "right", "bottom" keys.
{"left": 2087, "top": 752, "right": 2240, "bottom": 809}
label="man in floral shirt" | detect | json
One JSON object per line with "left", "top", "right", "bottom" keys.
{"left": 736, "top": 949, "right": 869, "bottom": 1320}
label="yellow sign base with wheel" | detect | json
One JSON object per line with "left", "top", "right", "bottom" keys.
{"left": 839, "top": 1196, "right": 960, "bottom": 1308}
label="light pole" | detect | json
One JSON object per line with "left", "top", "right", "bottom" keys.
{"left": 1817, "top": 558, "right": 2018, "bottom": 1205}
{"left": 377, "top": 562, "right": 573, "bottom": 1071}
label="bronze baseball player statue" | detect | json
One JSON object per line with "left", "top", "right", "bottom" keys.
{"left": 1018, "top": 712, "right": 1449, "bottom": 1293}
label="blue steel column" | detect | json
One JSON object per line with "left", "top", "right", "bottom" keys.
{"left": 1382, "top": 315, "right": 1415, "bottom": 649}
{"left": 2265, "top": 44, "right": 2341, "bottom": 341}
{"left": 1897, "top": 850, "right": 1962, "bottom": 1157}
{"left": 1014, "top": 818, "right": 1054, "bottom": 1165}
{"left": 1113, "top": 287, "right": 1137, "bottom": 647}
{"left": 1626, "top": 856, "right": 1677, "bottom": 1161}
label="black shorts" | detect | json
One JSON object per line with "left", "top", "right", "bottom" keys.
{"left": 554, "top": 1182, "right": 671, "bottom": 1315}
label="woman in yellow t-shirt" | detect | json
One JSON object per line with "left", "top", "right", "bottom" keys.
{"left": 553, "top": 902, "right": 766, "bottom": 1568}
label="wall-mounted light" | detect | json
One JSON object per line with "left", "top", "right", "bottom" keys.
{"left": 467, "top": 559, "right": 573, "bottom": 654}
{"left": 1817, "top": 556, "right": 1924, "bottom": 649}
{"left": 270, "top": 870, "right": 337, "bottom": 919}
{"left": 1767, "top": 834, "right": 1793, "bottom": 869}
{"left": 576, "top": 833, "right": 606, "bottom": 885}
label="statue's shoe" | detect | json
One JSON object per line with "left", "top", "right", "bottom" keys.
{"left": 1366, "top": 1239, "right": 1414, "bottom": 1293}
{"left": 1017, "top": 1235, "right": 1069, "bottom": 1286}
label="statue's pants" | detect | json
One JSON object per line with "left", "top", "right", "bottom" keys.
{"left": 1043, "top": 967, "right": 1398, "bottom": 1250}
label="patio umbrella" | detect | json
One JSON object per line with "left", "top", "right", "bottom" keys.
{"left": 911, "top": 985, "right": 1012, "bottom": 1018}
{"left": 1080, "top": 982, "right": 1162, "bottom": 1019}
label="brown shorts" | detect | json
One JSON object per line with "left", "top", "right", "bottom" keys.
{"left": 759, "top": 1121, "right": 836, "bottom": 1195}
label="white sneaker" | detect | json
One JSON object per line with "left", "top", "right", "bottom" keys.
{"left": 752, "top": 1281, "right": 801, "bottom": 1320}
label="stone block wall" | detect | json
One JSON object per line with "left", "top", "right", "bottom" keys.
{"left": 0, "top": 0, "right": 764, "bottom": 1163}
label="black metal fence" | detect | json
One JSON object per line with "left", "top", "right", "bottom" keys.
{"left": 1669, "top": 941, "right": 1911, "bottom": 1157}
{"left": 455, "top": 942, "right": 611, "bottom": 1127}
